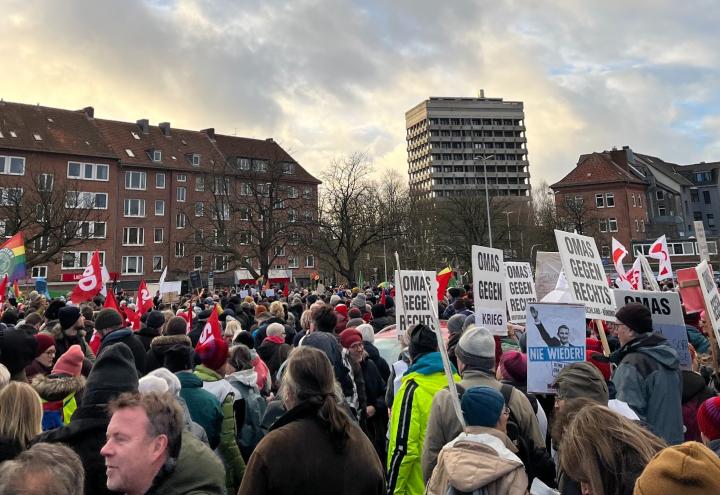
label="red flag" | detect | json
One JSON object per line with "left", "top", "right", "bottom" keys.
{"left": 137, "top": 280, "right": 154, "bottom": 315}
{"left": 283, "top": 281, "right": 290, "bottom": 297}
{"left": 125, "top": 307, "right": 141, "bottom": 331}
{"left": 195, "top": 306, "right": 224, "bottom": 361}
{"left": 436, "top": 267, "right": 453, "bottom": 301}
{"left": 380, "top": 288, "right": 386, "bottom": 307}
{"left": 89, "top": 329, "right": 102, "bottom": 355}
{"left": 104, "top": 290, "right": 121, "bottom": 312}
{"left": 12, "top": 280, "right": 20, "bottom": 299}
{"left": 182, "top": 307, "right": 193, "bottom": 334}
{"left": 0, "top": 274, "right": 8, "bottom": 305}
{"left": 71, "top": 251, "right": 103, "bottom": 303}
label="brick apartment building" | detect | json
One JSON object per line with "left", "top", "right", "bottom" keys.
{"left": 0, "top": 101, "right": 320, "bottom": 293}
{"left": 551, "top": 146, "right": 719, "bottom": 270}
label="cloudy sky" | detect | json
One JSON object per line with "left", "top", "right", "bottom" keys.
{"left": 1, "top": 0, "right": 719, "bottom": 187}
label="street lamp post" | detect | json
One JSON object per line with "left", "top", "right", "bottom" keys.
{"left": 504, "top": 210, "right": 514, "bottom": 257}
{"left": 475, "top": 154, "right": 495, "bottom": 248}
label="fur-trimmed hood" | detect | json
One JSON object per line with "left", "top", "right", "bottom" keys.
{"left": 150, "top": 334, "right": 192, "bottom": 352}
{"left": 32, "top": 374, "right": 86, "bottom": 402}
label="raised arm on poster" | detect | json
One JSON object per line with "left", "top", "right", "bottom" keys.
{"left": 613, "top": 289, "right": 691, "bottom": 369}
{"left": 526, "top": 302, "right": 586, "bottom": 394}
{"left": 504, "top": 262, "right": 536, "bottom": 323}
{"left": 695, "top": 261, "right": 720, "bottom": 345}
{"left": 554, "top": 230, "right": 616, "bottom": 321}
{"left": 471, "top": 245, "right": 506, "bottom": 335}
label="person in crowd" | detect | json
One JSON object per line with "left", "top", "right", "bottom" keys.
{"left": 0, "top": 325, "right": 38, "bottom": 382}
{"left": 136, "top": 310, "right": 165, "bottom": 351}
{"left": 0, "top": 442, "right": 85, "bottom": 495}
{"left": 358, "top": 323, "right": 390, "bottom": 382}
{"left": 226, "top": 344, "right": 267, "bottom": 459}
{"left": 252, "top": 300, "right": 287, "bottom": 347}
{"left": 101, "top": 391, "right": 226, "bottom": 494}
{"left": 238, "top": 346, "right": 385, "bottom": 494}
{"left": 497, "top": 350, "right": 547, "bottom": 440}
{"left": 233, "top": 330, "right": 272, "bottom": 395}
{"left": 256, "top": 322, "right": 290, "bottom": 391}
{"left": 559, "top": 404, "right": 666, "bottom": 495}
{"left": 25, "top": 332, "right": 55, "bottom": 379}
{"left": 334, "top": 303, "right": 349, "bottom": 333}
{"left": 34, "top": 343, "right": 139, "bottom": 495}
{"left": 633, "top": 441, "right": 720, "bottom": 494}
{"left": 426, "top": 386, "right": 527, "bottom": 494}
{"left": 0, "top": 364, "right": 10, "bottom": 390}
{"left": 81, "top": 305, "right": 95, "bottom": 343}
{"left": 52, "top": 306, "right": 94, "bottom": 365}
{"left": 95, "top": 308, "right": 147, "bottom": 375}
{"left": 697, "top": 396, "right": 720, "bottom": 457}
{"left": 0, "top": 382, "right": 43, "bottom": 462}
{"left": 223, "top": 318, "right": 243, "bottom": 346}
{"left": 423, "top": 326, "right": 548, "bottom": 484}
{"left": 682, "top": 355, "right": 716, "bottom": 442}
{"left": 145, "top": 316, "right": 193, "bottom": 373}
{"left": 387, "top": 324, "right": 459, "bottom": 494}
{"left": 611, "top": 303, "right": 683, "bottom": 444}
{"left": 32, "top": 344, "right": 86, "bottom": 430}
{"left": 445, "top": 313, "right": 465, "bottom": 368}
{"left": 194, "top": 328, "right": 245, "bottom": 493}
{"left": 683, "top": 309, "right": 710, "bottom": 354}
{"left": 346, "top": 307, "right": 365, "bottom": 329}
{"left": 370, "top": 303, "right": 393, "bottom": 333}
{"left": 291, "top": 309, "right": 314, "bottom": 345}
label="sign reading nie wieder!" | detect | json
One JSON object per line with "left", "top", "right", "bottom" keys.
{"left": 555, "top": 230, "right": 616, "bottom": 321}
{"left": 471, "top": 245, "right": 506, "bottom": 335}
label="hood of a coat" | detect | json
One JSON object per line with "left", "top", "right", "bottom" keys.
{"left": 32, "top": 374, "right": 86, "bottom": 402}
{"left": 150, "top": 334, "right": 192, "bottom": 352}
{"left": 226, "top": 369, "right": 258, "bottom": 388}
{"left": 176, "top": 370, "right": 204, "bottom": 389}
{"left": 611, "top": 332, "right": 679, "bottom": 370}
{"left": 194, "top": 364, "right": 222, "bottom": 382}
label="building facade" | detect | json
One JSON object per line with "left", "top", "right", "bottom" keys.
{"left": 406, "top": 94, "right": 531, "bottom": 199}
{"left": 0, "top": 101, "right": 320, "bottom": 293}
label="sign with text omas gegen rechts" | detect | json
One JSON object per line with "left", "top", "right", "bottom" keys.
{"left": 395, "top": 270, "right": 439, "bottom": 337}
{"left": 555, "top": 230, "right": 616, "bottom": 321}
{"left": 696, "top": 261, "right": 720, "bottom": 344}
{"left": 472, "top": 245, "right": 506, "bottom": 335}
{"left": 504, "top": 262, "right": 536, "bottom": 324}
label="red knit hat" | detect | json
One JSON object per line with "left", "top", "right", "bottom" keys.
{"left": 586, "top": 350, "right": 611, "bottom": 381}
{"left": 34, "top": 333, "right": 55, "bottom": 357}
{"left": 339, "top": 329, "right": 362, "bottom": 349}
{"left": 697, "top": 396, "right": 720, "bottom": 441}
{"left": 335, "top": 304, "right": 348, "bottom": 317}
{"left": 52, "top": 344, "right": 84, "bottom": 376}
{"left": 196, "top": 339, "right": 229, "bottom": 371}
{"left": 499, "top": 351, "right": 527, "bottom": 384}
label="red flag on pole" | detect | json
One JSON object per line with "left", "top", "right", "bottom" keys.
{"left": 71, "top": 251, "right": 104, "bottom": 304}
{"left": 0, "top": 274, "right": 8, "bottom": 305}
{"left": 125, "top": 306, "right": 141, "bottom": 331}
{"left": 436, "top": 267, "right": 453, "bottom": 301}
{"left": 137, "top": 280, "right": 154, "bottom": 315}
{"left": 380, "top": 288, "right": 386, "bottom": 307}
{"left": 104, "top": 290, "right": 121, "bottom": 313}
{"left": 283, "top": 280, "right": 290, "bottom": 297}
{"left": 89, "top": 329, "right": 102, "bottom": 355}
{"left": 195, "top": 306, "right": 226, "bottom": 365}
{"left": 183, "top": 307, "right": 193, "bottom": 334}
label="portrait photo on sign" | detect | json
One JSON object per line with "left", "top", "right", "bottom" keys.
{"left": 526, "top": 302, "right": 586, "bottom": 394}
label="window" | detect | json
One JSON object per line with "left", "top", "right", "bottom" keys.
{"left": 36, "top": 204, "right": 49, "bottom": 222}
{"left": 152, "top": 150, "right": 162, "bottom": 162}
{"left": 214, "top": 255, "right": 228, "bottom": 272}
{"left": 175, "top": 242, "right": 185, "bottom": 257}
{"left": 704, "top": 190, "right": 712, "bottom": 204}
{"left": 155, "top": 200, "right": 165, "bottom": 216}
{"left": 214, "top": 177, "right": 230, "bottom": 196}
{"left": 273, "top": 199, "right": 284, "bottom": 210}
{"left": 274, "top": 246, "right": 286, "bottom": 257}
{"left": 195, "top": 202, "right": 203, "bottom": 217}
{"left": 32, "top": 236, "right": 49, "bottom": 252}
{"left": 305, "top": 255, "right": 315, "bottom": 268}
{"left": 708, "top": 214, "right": 716, "bottom": 228}
{"left": 131, "top": 131, "right": 140, "bottom": 140}
{"left": 65, "top": 191, "right": 107, "bottom": 209}
{"left": 177, "top": 174, "right": 187, "bottom": 182}
{"left": 236, "top": 158, "right": 251, "bottom": 170}
{"left": 696, "top": 171, "right": 712, "bottom": 183}
{"left": 239, "top": 207, "right": 250, "bottom": 221}
{"left": 288, "top": 256, "right": 299, "bottom": 268}
{"left": 37, "top": 173, "right": 54, "bottom": 192}
{"left": 152, "top": 256, "right": 163, "bottom": 272}
{"left": 289, "top": 233, "right": 300, "bottom": 245}
{"left": 192, "top": 154, "right": 201, "bottom": 167}
{"left": 658, "top": 205, "right": 666, "bottom": 216}
{"left": 281, "top": 162, "right": 295, "bottom": 175}
{"left": 288, "top": 209, "right": 297, "bottom": 223}
{"left": 176, "top": 212, "right": 187, "bottom": 229}
{"left": 62, "top": 251, "right": 105, "bottom": 269}
{"left": 122, "top": 256, "right": 143, "bottom": 275}
{"left": 608, "top": 218, "right": 618, "bottom": 232}
{"left": 123, "top": 227, "right": 145, "bottom": 246}
{"left": 154, "top": 228, "right": 164, "bottom": 243}
{"left": 0, "top": 156, "right": 26, "bottom": 175}
{"left": 656, "top": 190, "right": 664, "bottom": 200}
{"left": 595, "top": 194, "right": 605, "bottom": 208}
{"left": 252, "top": 160, "right": 268, "bottom": 172}
{"left": 691, "top": 190, "right": 699, "bottom": 202}
{"left": 194, "top": 256, "right": 203, "bottom": 270}
{"left": 156, "top": 173, "right": 166, "bottom": 189}
{"left": 195, "top": 176, "right": 204, "bottom": 191}
{"left": 177, "top": 186, "right": 186, "bottom": 202}
{"left": 605, "top": 193, "right": 615, "bottom": 207}
{"left": 303, "top": 187, "right": 312, "bottom": 200}
{"left": 599, "top": 219, "right": 608, "bottom": 232}
{"left": 641, "top": 219, "right": 645, "bottom": 232}
{"left": 31, "top": 266, "right": 47, "bottom": 278}
{"left": 239, "top": 183, "right": 251, "bottom": 196}
{"left": 303, "top": 210, "right": 313, "bottom": 222}
{"left": 239, "top": 233, "right": 251, "bottom": 245}
{"left": 600, "top": 246, "right": 610, "bottom": 258}
{"left": 635, "top": 219, "right": 639, "bottom": 232}
{"left": 74, "top": 221, "right": 106, "bottom": 239}
{"left": 638, "top": 195, "right": 642, "bottom": 208}
{"left": 287, "top": 186, "right": 299, "bottom": 199}
{"left": 124, "top": 199, "right": 146, "bottom": 217}
{"left": 67, "top": 162, "right": 108, "bottom": 181}
{"left": 125, "top": 149, "right": 135, "bottom": 157}
{"left": 124, "top": 171, "right": 147, "bottom": 190}
{"left": 194, "top": 230, "right": 204, "bottom": 243}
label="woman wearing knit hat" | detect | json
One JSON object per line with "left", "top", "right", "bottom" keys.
{"left": 25, "top": 333, "right": 55, "bottom": 380}
{"left": 697, "top": 396, "right": 720, "bottom": 457}
{"left": 634, "top": 441, "right": 720, "bottom": 494}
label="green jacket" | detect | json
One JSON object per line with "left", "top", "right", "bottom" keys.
{"left": 386, "top": 352, "right": 459, "bottom": 495}
{"left": 177, "top": 371, "right": 223, "bottom": 449}
{"left": 194, "top": 364, "right": 246, "bottom": 494}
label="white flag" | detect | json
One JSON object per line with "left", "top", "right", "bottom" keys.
{"left": 648, "top": 235, "right": 673, "bottom": 281}
{"left": 159, "top": 267, "right": 168, "bottom": 294}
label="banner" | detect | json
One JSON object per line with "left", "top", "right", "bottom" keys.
{"left": 190, "top": 270, "right": 202, "bottom": 290}
{"left": 471, "top": 245, "right": 506, "bottom": 335}
{"left": 394, "top": 270, "right": 439, "bottom": 337}
{"left": 613, "top": 289, "right": 691, "bottom": 369}
{"left": 526, "top": 302, "right": 586, "bottom": 394}
{"left": 694, "top": 221, "right": 710, "bottom": 263}
{"left": 648, "top": 235, "right": 673, "bottom": 281}
{"left": 504, "top": 262, "right": 536, "bottom": 323}
{"left": 534, "top": 251, "right": 562, "bottom": 301}
{"left": 696, "top": 261, "right": 720, "bottom": 344}
{"left": 554, "top": 230, "right": 616, "bottom": 321}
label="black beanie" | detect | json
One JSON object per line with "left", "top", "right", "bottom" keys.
{"left": 0, "top": 327, "right": 37, "bottom": 375}
{"left": 44, "top": 300, "right": 66, "bottom": 321}
{"left": 146, "top": 311, "right": 165, "bottom": 329}
{"left": 165, "top": 316, "right": 188, "bottom": 336}
{"left": 164, "top": 344, "right": 192, "bottom": 373}
{"left": 58, "top": 306, "right": 81, "bottom": 330}
{"left": 371, "top": 304, "right": 386, "bottom": 318}
{"left": 95, "top": 308, "right": 124, "bottom": 332}
{"left": 83, "top": 343, "right": 138, "bottom": 405}
{"left": 616, "top": 303, "right": 653, "bottom": 334}
{"left": 408, "top": 324, "right": 438, "bottom": 360}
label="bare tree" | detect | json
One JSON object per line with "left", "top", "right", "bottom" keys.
{"left": 0, "top": 171, "right": 108, "bottom": 267}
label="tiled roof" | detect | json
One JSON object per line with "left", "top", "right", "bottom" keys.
{"left": 551, "top": 152, "right": 646, "bottom": 189}
{"left": 633, "top": 153, "right": 694, "bottom": 187}
{"left": 0, "top": 101, "right": 116, "bottom": 158}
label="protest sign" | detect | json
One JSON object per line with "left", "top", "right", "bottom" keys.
{"left": 637, "top": 254, "right": 661, "bottom": 291}
{"left": 265, "top": 288, "right": 275, "bottom": 298}
{"left": 696, "top": 261, "right": 720, "bottom": 343}
{"left": 394, "top": 270, "right": 438, "bottom": 336}
{"left": 471, "top": 245, "right": 506, "bottom": 335}
{"left": 189, "top": 270, "right": 202, "bottom": 290}
{"left": 239, "top": 290, "right": 249, "bottom": 299}
{"left": 554, "top": 230, "right": 616, "bottom": 321}
{"left": 526, "top": 302, "right": 586, "bottom": 394}
{"left": 614, "top": 289, "right": 691, "bottom": 369}
{"left": 504, "top": 262, "right": 536, "bottom": 323}
{"left": 535, "top": 251, "right": 562, "bottom": 301}
{"left": 695, "top": 221, "right": 710, "bottom": 263}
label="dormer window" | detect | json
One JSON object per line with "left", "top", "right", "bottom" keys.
{"left": 33, "top": 133, "right": 42, "bottom": 141}
{"left": 153, "top": 150, "right": 162, "bottom": 162}
{"left": 192, "top": 154, "right": 201, "bottom": 167}
{"left": 131, "top": 131, "right": 140, "bottom": 140}
{"left": 282, "top": 162, "right": 295, "bottom": 175}
{"left": 9, "top": 131, "right": 17, "bottom": 138}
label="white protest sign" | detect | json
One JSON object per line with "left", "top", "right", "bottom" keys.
{"left": 239, "top": 290, "right": 249, "bottom": 299}
{"left": 555, "top": 230, "right": 616, "bottom": 321}
{"left": 696, "top": 261, "right": 720, "bottom": 344}
{"left": 504, "top": 262, "right": 536, "bottom": 323}
{"left": 535, "top": 251, "right": 562, "bottom": 301}
{"left": 526, "top": 302, "right": 586, "bottom": 394}
{"left": 695, "top": 221, "right": 710, "bottom": 263}
{"left": 394, "top": 270, "right": 438, "bottom": 336}
{"left": 471, "top": 245, "right": 506, "bottom": 335}
{"left": 614, "top": 289, "right": 691, "bottom": 369}
{"left": 265, "top": 288, "right": 275, "bottom": 297}
{"left": 637, "top": 254, "right": 661, "bottom": 291}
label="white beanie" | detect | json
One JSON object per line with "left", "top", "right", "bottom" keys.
{"left": 139, "top": 375, "right": 169, "bottom": 394}
{"left": 357, "top": 324, "right": 375, "bottom": 344}
{"left": 144, "top": 367, "right": 182, "bottom": 396}
{"left": 456, "top": 326, "right": 496, "bottom": 369}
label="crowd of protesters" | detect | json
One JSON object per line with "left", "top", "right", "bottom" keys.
{"left": 0, "top": 281, "right": 718, "bottom": 494}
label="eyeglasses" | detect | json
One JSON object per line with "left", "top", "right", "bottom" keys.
{"left": 502, "top": 406, "right": 510, "bottom": 416}
{"left": 350, "top": 343, "right": 364, "bottom": 350}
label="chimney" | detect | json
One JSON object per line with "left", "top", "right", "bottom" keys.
{"left": 136, "top": 119, "right": 150, "bottom": 134}
{"left": 622, "top": 145, "right": 635, "bottom": 164}
{"left": 265, "top": 138, "right": 275, "bottom": 143}
{"left": 478, "top": 89, "right": 485, "bottom": 98}
{"left": 82, "top": 106, "right": 94, "bottom": 119}
{"left": 159, "top": 122, "right": 171, "bottom": 137}
{"left": 201, "top": 128, "right": 215, "bottom": 140}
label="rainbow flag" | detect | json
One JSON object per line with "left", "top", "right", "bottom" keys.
{"left": 0, "top": 233, "right": 25, "bottom": 281}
